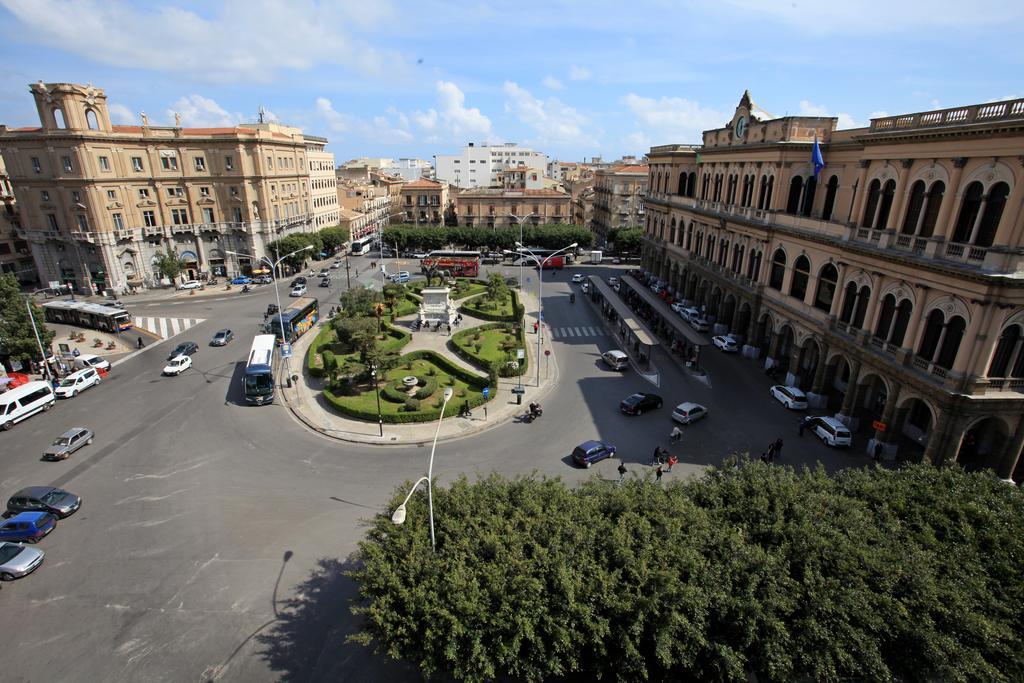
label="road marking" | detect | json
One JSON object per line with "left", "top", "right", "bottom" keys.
{"left": 134, "top": 316, "right": 204, "bottom": 340}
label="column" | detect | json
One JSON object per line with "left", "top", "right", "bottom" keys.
{"left": 868, "top": 383, "right": 902, "bottom": 460}
{"left": 835, "top": 360, "right": 862, "bottom": 426}
{"left": 785, "top": 345, "right": 803, "bottom": 388}
{"left": 996, "top": 417, "right": 1024, "bottom": 483}
{"left": 922, "top": 411, "right": 970, "bottom": 467}
{"left": 928, "top": 158, "right": 967, "bottom": 242}
{"left": 848, "top": 160, "right": 872, "bottom": 226}
{"left": 807, "top": 344, "right": 831, "bottom": 408}
{"left": 860, "top": 285, "right": 884, "bottom": 343}
{"left": 765, "top": 330, "right": 783, "bottom": 369}
{"left": 885, "top": 160, "right": 914, "bottom": 231}
{"left": 828, "top": 265, "right": 846, "bottom": 319}
{"left": 900, "top": 308, "right": 928, "bottom": 361}
{"left": 742, "top": 306, "right": 761, "bottom": 359}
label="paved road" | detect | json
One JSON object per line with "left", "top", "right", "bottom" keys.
{"left": 0, "top": 256, "right": 861, "bottom": 681}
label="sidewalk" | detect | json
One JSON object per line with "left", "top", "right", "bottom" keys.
{"left": 279, "top": 287, "right": 560, "bottom": 445}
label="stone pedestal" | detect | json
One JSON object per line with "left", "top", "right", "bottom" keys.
{"left": 742, "top": 344, "right": 760, "bottom": 359}
{"left": 418, "top": 287, "right": 456, "bottom": 327}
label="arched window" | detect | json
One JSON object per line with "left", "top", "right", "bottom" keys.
{"left": 936, "top": 315, "right": 966, "bottom": 369}
{"left": 891, "top": 300, "right": 913, "bottom": 346}
{"left": 670, "top": 217, "right": 677, "bottom": 244}
{"left": 901, "top": 180, "right": 926, "bottom": 234}
{"left": 861, "top": 179, "right": 881, "bottom": 227}
{"left": 875, "top": 294, "right": 897, "bottom": 340}
{"left": 853, "top": 286, "right": 871, "bottom": 327}
{"left": 874, "top": 179, "right": 896, "bottom": 229}
{"left": 987, "top": 325, "right": 1022, "bottom": 377}
{"left": 789, "top": 255, "right": 810, "bottom": 301}
{"left": 919, "top": 181, "right": 945, "bottom": 238}
{"left": 952, "top": 181, "right": 984, "bottom": 243}
{"left": 822, "top": 175, "right": 839, "bottom": 221}
{"left": 687, "top": 172, "right": 696, "bottom": 197}
{"left": 917, "top": 309, "right": 945, "bottom": 360}
{"left": 685, "top": 222, "right": 693, "bottom": 251}
{"left": 769, "top": 249, "right": 786, "bottom": 290}
{"left": 839, "top": 282, "right": 858, "bottom": 323}
{"left": 85, "top": 109, "right": 99, "bottom": 130}
{"left": 53, "top": 108, "right": 66, "bottom": 128}
{"left": 758, "top": 176, "right": 768, "bottom": 209}
{"left": 813, "top": 263, "right": 838, "bottom": 312}
{"left": 786, "top": 176, "right": 803, "bottom": 214}
{"left": 765, "top": 175, "right": 774, "bottom": 208}
{"left": 801, "top": 175, "right": 817, "bottom": 217}
{"left": 975, "top": 181, "right": 1010, "bottom": 247}
{"left": 678, "top": 173, "right": 686, "bottom": 195}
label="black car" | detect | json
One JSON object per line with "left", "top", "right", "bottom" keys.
{"left": 7, "top": 486, "right": 82, "bottom": 519}
{"left": 290, "top": 277, "right": 307, "bottom": 287}
{"left": 167, "top": 341, "right": 199, "bottom": 360}
{"left": 619, "top": 392, "right": 663, "bottom": 416}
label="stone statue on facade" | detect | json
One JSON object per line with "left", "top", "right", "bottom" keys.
{"left": 140, "top": 111, "right": 149, "bottom": 127}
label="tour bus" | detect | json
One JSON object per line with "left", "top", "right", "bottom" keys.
{"left": 0, "top": 381, "right": 57, "bottom": 431}
{"left": 42, "top": 300, "right": 133, "bottom": 332}
{"left": 266, "top": 297, "right": 319, "bottom": 343}
{"left": 510, "top": 248, "right": 568, "bottom": 270}
{"left": 243, "top": 335, "right": 276, "bottom": 405}
{"left": 420, "top": 251, "right": 481, "bottom": 277}
{"left": 350, "top": 235, "right": 377, "bottom": 256}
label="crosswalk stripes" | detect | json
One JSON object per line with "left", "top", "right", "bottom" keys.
{"left": 552, "top": 325, "right": 605, "bottom": 339}
{"left": 133, "top": 316, "right": 206, "bottom": 340}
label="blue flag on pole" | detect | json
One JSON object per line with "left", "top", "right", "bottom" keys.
{"left": 812, "top": 136, "right": 825, "bottom": 177}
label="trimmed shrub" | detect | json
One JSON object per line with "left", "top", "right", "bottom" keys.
{"left": 415, "top": 375, "right": 439, "bottom": 400}
{"left": 381, "top": 381, "right": 411, "bottom": 404}
{"left": 404, "top": 397, "right": 420, "bottom": 412}
{"left": 306, "top": 324, "right": 337, "bottom": 378}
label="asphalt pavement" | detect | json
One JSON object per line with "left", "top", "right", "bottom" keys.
{"left": 0, "top": 254, "right": 869, "bottom": 681}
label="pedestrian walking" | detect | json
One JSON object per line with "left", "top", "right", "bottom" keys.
{"left": 617, "top": 462, "right": 627, "bottom": 485}
{"left": 137, "top": 336, "right": 144, "bottom": 349}
{"left": 446, "top": 323, "right": 452, "bottom": 336}
{"left": 798, "top": 416, "right": 810, "bottom": 437}
{"left": 666, "top": 454, "right": 678, "bottom": 472}
{"left": 773, "top": 438, "right": 784, "bottom": 459}
{"left": 873, "top": 441, "right": 883, "bottom": 462}
{"left": 669, "top": 426, "right": 682, "bottom": 443}
{"left": 655, "top": 465, "right": 664, "bottom": 484}
{"left": 650, "top": 446, "right": 664, "bottom": 466}
{"left": 766, "top": 441, "right": 776, "bottom": 462}
{"left": 533, "top": 321, "right": 539, "bottom": 334}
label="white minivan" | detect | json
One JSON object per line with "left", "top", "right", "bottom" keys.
{"left": 602, "top": 349, "right": 630, "bottom": 370}
{"left": 54, "top": 368, "right": 101, "bottom": 399}
{"left": 73, "top": 353, "right": 111, "bottom": 372}
{"left": 0, "top": 381, "right": 57, "bottom": 431}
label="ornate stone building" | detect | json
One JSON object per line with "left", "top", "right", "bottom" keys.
{"left": 0, "top": 82, "right": 329, "bottom": 293}
{"left": 643, "top": 91, "right": 1024, "bottom": 482}
{"left": 0, "top": 156, "right": 36, "bottom": 284}
{"left": 306, "top": 135, "right": 338, "bottom": 229}
{"left": 591, "top": 164, "right": 648, "bottom": 241}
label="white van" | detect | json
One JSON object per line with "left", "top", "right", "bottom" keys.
{"left": 73, "top": 353, "right": 111, "bottom": 372}
{"left": 811, "top": 416, "right": 852, "bottom": 447}
{"left": 54, "top": 368, "right": 101, "bottom": 399}
{"left": 0, "top": 381, "right": 57, "bottom": 431}
{"left": 602, "top": 349, "right": 630, "bottom": 370}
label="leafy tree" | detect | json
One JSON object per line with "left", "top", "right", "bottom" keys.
{"left": 485, "top": 272, "right": 508, "bottom": 303}
{"left": 338, "top": 286, "right": 383, "bottom": 318}
{"left": 318, "top": 226, "right": 351, "bottom": 252}
{"left": 332, "top": 315, "right": 377, "bottom": 354}
{"left": 152, "top": 247, "right": 186, "bottom": 282}
{"left": 382, "top": 282, "right": 405, "bottom": 313}
{"left": 0, "top": 274, "right": 55, "bottom": 364}
{"left": 349, "top": 464, "right": 1024, "bottom": 682}
{"left": 608, "top": 226, "right": 642, "bottom": 254}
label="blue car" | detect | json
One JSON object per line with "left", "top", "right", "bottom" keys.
{"left": 0, "top": 511, "right": 57, "bottom": 543}
{"left": 572, "top": 439, "right": 616, "bottom": 468}
{"left": 230, "top": 276, "right": 252, "bottom": 285}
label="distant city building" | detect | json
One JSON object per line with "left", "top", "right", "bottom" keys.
{"left": 548, "top": 160, "right": 584, "bottom": 182}
{"left": 336, "top": 179, "right": 391, "bottom": 240}
{"left": 435, "top": 142, "right": 548, "bottom": 188}
{"left": 452, "top": 182, "right": 570, "bottom": 228}
{"left": 306, "top": 135, "right": 338, "bottom": 228}
{"left": 381, "top": 157, "right": 433, "bottom": 182}
{"left": 0, "top": 82, "right": 330, "bottom": 293}
{"left": 563, "top": 173, "right": 595, "bottom": 228}
{"left": 0, "top": 156, "right": 35, "bottom": 284}
{"left": 398, "top": 178, "right": 449, "bottom": 226}
{"left": 591, "top": 163, "right": 649, "bottom": 240}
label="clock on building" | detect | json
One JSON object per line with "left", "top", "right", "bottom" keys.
{"left": 734, "top": 115, "right": 748, "bottom": 140}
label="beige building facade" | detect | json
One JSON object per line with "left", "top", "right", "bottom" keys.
{"left": 0, "top": 82, "right": 328, "bottom": 293}
{"left": 306, "top": 136, "right": 338, "bottom": 229}
{"left": 591, "top": 164, "right": 649, "bottom": 241}
{"left": 643, "top": 91, "right": 1024, "bottom": 481}
{"left": 398, "top": 178, "right": 448, "bottom": 226}
{"left": 453, "top": 187, "right": 570, "bottom": 228}
{"left": 336, "top": 179, "right": 391, "bottom": 240}
{"left": 0, "top": 157, "right": 36, "bottom": 284}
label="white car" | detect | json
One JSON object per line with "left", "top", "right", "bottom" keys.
{"left": 178, "top": 280, "right": 202, "bottom": 290}
{"left": 678, "top": 306, "right": 700, "bottom": 322}
{"left": 770, "top": 385, "right": 808, "bottom": 410}
{"left": 809, "top": 416, "right": 852, "bottom": 447}
{"left": 671, "top": 402, "right": 708, "bottom": 425}
{"left": 331, "top": 261, "right": 342, "bottom": 269}
{"left": 162, "top": 355, "right": 192, "bottom": 376}
{"left": 571, "top": 273, "right": 584, "bottom": 283}
{"left": 712, "top": 335, "right": 739, "bottom": 352}
{"left": 54, "top": 367, "right": 102, "bottom": 398}
{"left": 689, "top": 317, "right": 710, "bottom": 332}
{"left": 290, "top": 285, "right": 307, "bottom": 297}
{"left": 611, "top": 257, "right": 622, "bottom": 265}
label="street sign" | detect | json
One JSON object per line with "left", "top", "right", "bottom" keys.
{"left": 872, "top": 420, "right": 887, "bottom": 432}
{"left": 483, "top": 387, "right": 490, "bottom": 398}
{"left": 516, "top": 349, "right": 525, "bottom": 359}
{"left": 544, "top": 350, "right": 551, "bottom": 356}
{"left": 281, "top": 343, "right": 292, "bottom": 359}
{"left": 511, "top": 386, "right": 526, "bottom": 395}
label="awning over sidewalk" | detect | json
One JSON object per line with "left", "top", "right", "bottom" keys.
{"left": 587, "top": 276, "right": 657, "bottom": 348}
{"left": 619, "top": 277, "right": 709, "bottom": 347}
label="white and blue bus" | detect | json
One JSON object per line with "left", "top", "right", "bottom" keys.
{"left": 350, "top": 234, "right": 377, "bottom": 256}
{"left": 243, "top": 334, "right": 276, "bottom": 405}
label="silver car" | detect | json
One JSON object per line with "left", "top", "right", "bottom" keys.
{"left": 0, "top": 541, "right": 44, "bottom": 581}
{"left": 42, "top": 427, "right": 94, "bottom": 461}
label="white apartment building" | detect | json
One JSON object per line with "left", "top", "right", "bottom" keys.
{"left": 306, "top": 136, "right": 338, "bottom": 228}
{"left": 381, "top": 158, "right": 433, "bottom": 182}
{"left": 435, "top": 142, "right": 548, "bottom": 189}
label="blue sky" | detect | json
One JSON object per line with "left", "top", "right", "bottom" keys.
{"left": 0, "top": 0, "right": 1021, "bottom": 164}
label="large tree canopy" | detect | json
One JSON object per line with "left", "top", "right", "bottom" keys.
{"left": 0, "top": 273, "right": 55, "bottom": 362}
{"left": 382, "top": 224, "right": 593, "bottom": 253}
{"left": 350, "top": 463, "right": 1024, "bottom": 682}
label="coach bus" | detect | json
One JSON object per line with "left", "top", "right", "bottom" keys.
{"left": 244, "top": 334, "right": 276, "bottom": 405}
{"left": 421, "top": 250, "right": 481, "bottom": 278}
{"left": 41, "top": 300, "right": 133, "bottom": 332}
{"left": 350, "top": 234, "right": 376, "bottom": 256}
{"left": 266, "top": 297, "right": 319, "bottom": 343}
{"left": 511, "top": 247, "right": 570, "bottom": 270}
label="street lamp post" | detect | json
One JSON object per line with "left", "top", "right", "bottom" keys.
{"left": 390, "top": 386, "right": 454, "bottom": 552}
{"left": 507, "top": 213, "right": 539, "bottom": 291}
{"left": 24, "top": 297, "right": 49, "bottom": 379}
{"left": 515, "top": 242, "right": 577, "bottom": 388}
{"left": 370, "top": 364, "right": 384, "bottom": 437}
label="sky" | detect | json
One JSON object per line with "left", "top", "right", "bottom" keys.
{"left": 0, "top": 0, "right": 1021, "bottom": 165}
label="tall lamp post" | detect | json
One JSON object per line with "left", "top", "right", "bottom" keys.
{"left": 370, "top": 364, "right": 385, "bottom": 437}
{"left": 506, "top": 213, "right": 539, "bottom": 291}
{"left": 514, "top": 242, "right": 577, "bottom": 387}
{"left": 390, "top": 386, "right": 454, "bottom": 552}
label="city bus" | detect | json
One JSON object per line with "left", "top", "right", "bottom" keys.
{"left": 350, "top": 234, "right": 377, "bottom": 256}
{"left": 266, "top": 297, "right": 319, "bottom": 343}
{"left": 41, "top": 300, "right": 133, "bottom": 332}
{"left": 421, "top": 250, "right": 481, "bottom": 277}
{"left": 511, "top": 247, "right": 569, "bottom": 269}
{"left": 243, "top": 334, "right": 276, "bottom": 405}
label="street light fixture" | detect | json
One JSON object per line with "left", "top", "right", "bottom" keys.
{"left": 370, "top": 364, "right": 384, "bottom": 437}
{"left": 514, "top": 241, "right": 577, "bottom": 388}
{"left": 390, "top": 386, "right": 454, "bottom": 552}
{"left": 507, "top": 213, "right": 539, "bottom": 291}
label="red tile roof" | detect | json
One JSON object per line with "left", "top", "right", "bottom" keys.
{"left": 403, "top": 178, "right": 443, "bottom": 189}
{"left": 111, "top": 125, "right": 143, "bottom": 133}
{"left": 610, "top": 164, "right": 649, "bottom": 174}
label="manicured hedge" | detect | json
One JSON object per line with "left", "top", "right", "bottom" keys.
{"left": 380, "top": 375, "right": 439, "bottom": 403}
{"left": 403, "top": 350, "right": 487, "bottom": 387}
{"left": 449, "top": 322, "right": 528, "bottom": 377}
{"left": 459, "top": 288, "right": 525, "bottom": 323}
{"left": 306, "top": 324, "right": 337, "bottom": 378}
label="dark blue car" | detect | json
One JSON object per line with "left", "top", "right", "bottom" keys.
{"left": 230, "top": 276, "right": 252, "bottom": 285}
{"left": 0, "top": 511, "right": 57, "bottom": 543}
{"left": 572, "top": 440, "right": 616, "bottom": 468}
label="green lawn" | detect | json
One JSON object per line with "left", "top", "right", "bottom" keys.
{"left": 451, "top": 325, "right": 521, "bottom": 367}
{"left": 462, "top": 291, "right": 515, "bottom": 318}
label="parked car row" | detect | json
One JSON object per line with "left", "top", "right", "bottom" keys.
{"left": 0, "top": 486, "right": 83, "bottom": 582}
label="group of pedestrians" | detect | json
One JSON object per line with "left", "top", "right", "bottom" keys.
{"left": 761, "top": 438, "right": 784, "bottom": 463}
{"left": 615, "top": 437, "right": 680, "bottom": 486}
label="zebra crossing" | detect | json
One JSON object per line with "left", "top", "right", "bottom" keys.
{"left": 133, "top": 316, "right": 206, "bottom": 340}
{"left": 551, "top": 325, "right": 605, "bottom": 339}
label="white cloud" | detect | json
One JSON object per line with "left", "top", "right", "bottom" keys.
{"left": 0, "top": 0, "right": 409, "bottom": 83}
{"left": 315, "top": 96, "right": 412, "bottom": 144}
{"left": 623, "top": 131, "right": 651, "bottom": 152}
{"left": 502, "top": 81, "right": 597, "bottom": 147}
{"left": 107, "top": 102, "right": 135, "bottom": 124}
{"left": 798, "top": 100, "right": 862, "bottom": 129}
{"left": 167, "top": 95, "right": 240, "bottom": 128}
{"left": 410, "top": 81, "right": 492, "bottom": 143}
{"left": 542, "top": 76, "right": 564, "bottom": 90}
{"left": 623, "top": 93, "right": 724, "bottom": 144}
{"left": 569, "top": 65, "right": 591, "bottom": 81}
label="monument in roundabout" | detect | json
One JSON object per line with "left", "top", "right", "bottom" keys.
{"left": 418, "top": 286, "right": 457, "bottom": 328}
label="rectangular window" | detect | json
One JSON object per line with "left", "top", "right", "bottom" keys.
{"left": 225, "top": 156, "right": 234, "bottom": 171}
{"left": 62, "top": 156, "right": 73, "bottom": 172}
{"left": 171, "top": 208, "right": 189, "bottom": 225}
{"left": 76, "top": 215, "right": 89, "bottom": 230}
{"left": 98, "top": 156, "right": 110, "bottom": 171}
{"left": 31, "top": 157, "right": 41, "bottom": 173}
{"left": 232, "top": 207, "right": 242, "bottom": 222}
{"left": 71, "top": 191, "right": 80, "bottom": 203}
{"left": 229, "top": 186, "right": 238, "bottom": 198}
{"left": 161, "top": 155, "right": 178, "bottom": 171}
{"left": 143, "top": 210, "right": 156, "bottom": 227}
{"left": 112, "top": 213, "right": 124, "bottom": 230}
{"left": 47, "top": 214, "right": 59, "bottom": 230}
{"left": 40, "top": 190, "right": 50, "bottom": 201}
{"left": 138, "top": 188, "right": 149, "bottom": 199}
{"left": 132, "top": 156, "right": 143, "bottom": 172}
{"left": 266, "top": 156, "right": 273, "bottom": 169}
{"left": 107, "top": 190, "right": 116, "bottom": 200}
{"left": 194, "top": 157, "right": 206, "bottom": 171}
{"left": 200, "top": 187, "right": 210, "bottom": 197}
{"left": 202, "top": 207, "right": 215, "bottom": 223}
